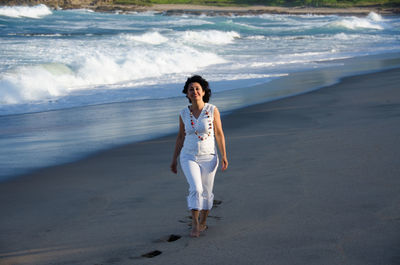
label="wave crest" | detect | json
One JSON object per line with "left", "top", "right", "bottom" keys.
{"left": 0, "top": 46, "right": 226, "bottom": 105}
{"left": 0, "top": 4, "right": 52, "bottom": 19}
{"left": 122, "top": 32, "right": 168, "bottom": 45}
{"left": 328, "top": 12, "right": 385, "bottom": 30}
{"left": 180, "top": 30, "right": 240, "bottom": 45}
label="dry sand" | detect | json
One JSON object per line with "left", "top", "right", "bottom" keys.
{"left": 1, "top": 67, "right": 400, "bottom": 265}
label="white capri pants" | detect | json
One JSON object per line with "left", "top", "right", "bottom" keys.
{"left": 180, "top": 153, "right": 219, "bottom": 211}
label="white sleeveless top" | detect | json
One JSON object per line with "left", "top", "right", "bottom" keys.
{"left": 180, "top": 103, "right": 216, "bottom": 156}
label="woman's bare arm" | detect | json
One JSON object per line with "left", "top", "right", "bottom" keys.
{"left": 213, "top": 107, "right": 228, "bottom": 171}
{"left": 171, "top": 116, "right": 185, "bottom": 174}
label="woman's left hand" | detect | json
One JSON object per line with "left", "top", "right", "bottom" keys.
{"left": 221, "top": 156, "right": 228, "bottom": 171}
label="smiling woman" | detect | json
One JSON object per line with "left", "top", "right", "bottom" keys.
{"left": 170, "top": 75, "right": 228, "bottom": 238}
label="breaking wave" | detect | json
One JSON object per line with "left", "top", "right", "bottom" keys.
{"left": 328, "top": 12, "right": 386, "bottom": 30}
{"left": 0, "top": 4, "right": 52, "bottom": 19}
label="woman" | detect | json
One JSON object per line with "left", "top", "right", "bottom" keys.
{"left": 170, "top": 75, "right": 228, "bottom": 238}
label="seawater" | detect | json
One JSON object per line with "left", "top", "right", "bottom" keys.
{"left": 1, "top": 5, "right": 400, "bottom": 180}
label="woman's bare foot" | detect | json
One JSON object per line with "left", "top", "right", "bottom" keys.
{"left": 199, "top": 210, "right": 209, "bottom": 233}
{"left": 190, "top": 209, "right": 200, "bottom": 237}
{"left": 190, "top": 223, "right": 200, "bottom": 237}
{"left": 199, "top": 224, "right": 208, "bottom": 232}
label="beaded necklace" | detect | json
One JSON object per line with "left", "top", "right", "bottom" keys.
{"left": 189, "top": 105, "right": 213, "bottom": 141}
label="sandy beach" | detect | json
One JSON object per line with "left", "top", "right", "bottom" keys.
{"left": 3, "top": 1, "right": 398, "bottom": 14}
{"left": 93, "top": 4, "right": 400, "bottom": 15}
{"left": 0, "top": 63, "right": 399, "bottom": 265}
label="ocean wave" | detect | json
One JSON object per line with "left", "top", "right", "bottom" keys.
{"left": 65, "top": 8, "right": 95, "bottom": 13}
{"left": 11, "top": 33, "right": 64, "bottom": 37}
{"left": 258, "top": 13, "right": 292, "bottom": 21}
{"left": 327, "top": 12, "right": 385, "bottom": 30}
{"left": 1, "top": 9, "right": 399, "bottom": 114}
{"left": 367, "top": 12, "right": 383, "bottom": 22}
{"left": 0, "top": 4, "right": 52, "bottom": 19}
{"left": 124, "top": 11, "right": 158, "bottom": 16}
{"left": 122, "top": 31, "right": 168, "bottom": 45}
{"left": 333, "top": 33, "right": 361, "bottom": 40}
{"left": 157, "top": 18, "right": 213, "bottom": 27}
{"left": 213, "top": 73, "right": 288, "bottom": 81}
{"left": 246, "top": 35, "right": 265, "bottom": 40}
{"left": 247, "top": 53, "right": 348, "bottom": 68}
{"left": 219, "top": 19, "right": 265, "bottom": 32}
{"left": 0, "top": 45, "right": 226, "bottom": 105}
{"left": 180, "top": 30, "right": 240, "bottom": 45}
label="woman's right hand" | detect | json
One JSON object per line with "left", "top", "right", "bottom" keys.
{"left": 170, "top": 159, "right": 178, "bottom": 174}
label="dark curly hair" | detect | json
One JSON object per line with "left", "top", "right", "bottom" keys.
{"left": 182, "top": 75, "right": 211, "bottom": 103}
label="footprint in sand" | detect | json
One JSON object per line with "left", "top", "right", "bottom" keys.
{"left": 178, "top": 200, "right": 223, "bottom": 227}
{"left": 213, "top": 199, "right": 222, "bottom": 208}
{"left": 139, "top": 201, "right": 223, "bottom": 259}
{"left": 208, "top": 215, "right": 222, "bottom": 220}
{"left": 141, "top": 250, "right": 162, "bottom": 258}
{"left": 139, "top": 234, "right": 182, "bottom": 259}
{"left": 167, "top": 234, "right": 182, "bottom": 242}
{"left": 154, "top": 234, "right": 182, "bottom": 243}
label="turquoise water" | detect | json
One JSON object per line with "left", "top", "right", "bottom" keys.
{"left": 1, "top": 5, "right": 400, "bottom": 180}
{"left": 1, "top": 5, "right": 400, "bottom": 114}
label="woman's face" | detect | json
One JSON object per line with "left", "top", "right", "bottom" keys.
{"left": 187, "top": 82, "right": 205, "bottom": 102}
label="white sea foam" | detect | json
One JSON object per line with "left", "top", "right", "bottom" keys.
{"left": 122, "top": 32, "right": 168, "bottom": 45}
{"left": 1, "top": 10, "right": 399, "bottom": 114}
{"left": 246, "top": 35, "right": 265, "bottom": 40}
{"left": 68, "top": 8, "right": 95, "bottom": 13}
{"left": 213, "top": 73, "right": 288, "bottom": 81}
{"left": 367, "top": 12, "right": 383, "bottom": 22}
{"left": 24, "top": 33, "right": 64, "bottom": 37}
{"left": 259, "top": 13, "right": 291, "bottom": 21}
{"left": 290, "top": 52, "right": 326, "bottom": 58}
{"left": 158, "top": 18, "right": 213, "bottom": 26}
{"left": 248, "top": 53, "right": 344, "bottom": 68}
{"left": 0, "top": 44, "right": 226, "bottom": 105}
{"left": 180, "top": 30, "right": 240, "bottom": 45}
{"left": 328, "top": 12, "right": 385, "bottom": 30}
{"left": 0, "top": 4, "right": 52, "bottom": 18}
{"left": 334, "top": 32, "right": 353, "bottom": 40}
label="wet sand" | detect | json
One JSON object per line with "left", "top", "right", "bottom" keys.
{"left": 0, "top": 67, "right": 400, "bottom": 265}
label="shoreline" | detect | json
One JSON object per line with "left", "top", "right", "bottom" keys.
{"left": 1, "top": 64, "right": 399, "bottom": 264}
{"left": 2, "top": 2, "right": 400, "bottom": 15}
{"left": 101, "top": 4, "right": 400, "bottom": 15}
{"left": 1, "top": 52, "right": 400, "bottom": 182}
